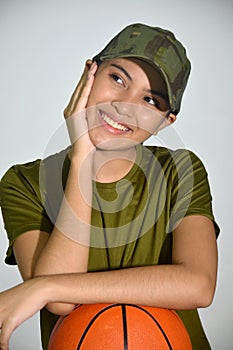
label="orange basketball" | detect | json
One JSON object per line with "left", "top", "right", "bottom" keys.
{"left": 48, "top": 303, "right": 192, "bottom": 350}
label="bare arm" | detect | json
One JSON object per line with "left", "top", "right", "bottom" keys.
{"left": 13, "top": 230, "right": 49, "bottom": 281}
{"left": 39, "top": 215, "right": 218, "bottom": 310}
{"left": 13, "top": 214, "right": 218, "bottom": 309}
{"left": 13, "top": 214, "right": 217, "bottom": 311}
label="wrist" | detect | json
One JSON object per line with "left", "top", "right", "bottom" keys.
{"left": 42, "top": 274, "right": 77, "bottom": 314}
{"left": 32, "top": 275, "right": 57, "bottom": 305}
{"left": 69, "top": 144, "right": 95, "bottom": 163}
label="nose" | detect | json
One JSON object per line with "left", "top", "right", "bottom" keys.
{"left": 111, "top": 101, "right": 138, "bottom": 119}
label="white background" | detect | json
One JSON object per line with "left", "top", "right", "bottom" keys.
{"left": 0, "top": 0, "right": 232, "bottom": 349}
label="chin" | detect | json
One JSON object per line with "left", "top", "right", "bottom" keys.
{"left": 96, "top": 137, "right": 140, "bottom": 151}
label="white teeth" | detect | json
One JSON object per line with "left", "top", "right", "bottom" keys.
{"left": 101, "top": 113, "right": 129, "bottom": 131}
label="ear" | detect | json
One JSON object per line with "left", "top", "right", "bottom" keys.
{"left": 153, "top": 113, "right": 176, "bottom": 135}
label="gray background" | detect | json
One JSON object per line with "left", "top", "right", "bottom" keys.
{"left": 0, "top": 0, "right": 232, "bottom": 349}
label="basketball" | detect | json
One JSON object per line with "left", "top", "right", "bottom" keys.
{"left": 48, "top": 303, "right": 192, "bottom": 350}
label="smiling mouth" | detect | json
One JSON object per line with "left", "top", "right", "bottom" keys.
{"left": 100, "top": 110, "right": 132, "bottom": 132}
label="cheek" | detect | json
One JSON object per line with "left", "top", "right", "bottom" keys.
{"left": 87, "top": 78, "right": 113, "bottom": 107}
{"left": 136, "top": 111, "right": 164, "bottom": 134}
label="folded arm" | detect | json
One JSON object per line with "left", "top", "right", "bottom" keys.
{"left": 14, "top": 214, "right": 217, "bottom": 311}
{"left": 44, "top": 215, "right": 217, "bottom": 310}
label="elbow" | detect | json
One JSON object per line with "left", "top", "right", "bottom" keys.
{"left": 192, "top": 272, "right": 217, "bottom": 308}
{"left": 46, "top": 302, "right": 76, "bottom": 316}
{"left": 197, "top": 285, "right": 216, "bottom": 309}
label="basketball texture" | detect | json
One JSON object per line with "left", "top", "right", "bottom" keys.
{"left": 48, "top": 303, "right": 192, "bottom": 350}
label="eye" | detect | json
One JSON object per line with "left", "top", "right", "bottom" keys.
{"left": 109, "top": 73, "right": 125, "bottom": 86}
{"left": 144, "top": 96, "right": 160, "bottom": 108}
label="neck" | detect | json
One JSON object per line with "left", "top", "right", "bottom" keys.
{"left": 93, "top": 147, "right": 137, "bottom": 183}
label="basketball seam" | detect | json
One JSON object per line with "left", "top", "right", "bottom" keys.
{"left": 121, "top": 304, "right": 128, "bottom": 350}
{"left": 125, "top": 304, "right": 173, "bottom": 350}
{"left": 76, "top": 304, "right": 123, "bottom": 350}
{"left": 76, "top": 304, "right": 174, "bottom": 350}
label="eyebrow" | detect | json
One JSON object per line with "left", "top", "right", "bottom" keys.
{"left": 147, "top": 89, "right": 168, "bottom": 102}
{"left": 110, "top": 63, "right": 132, "bottom": 81}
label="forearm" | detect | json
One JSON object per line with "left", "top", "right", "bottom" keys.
{"left": 43, "top": 263, "right": 214, "bottom": 313}
{"left": 34, "top": 150, "right": 93, "bottom": 277}
{"left": 53, "top": 149, "right": 93, "bottom": 249}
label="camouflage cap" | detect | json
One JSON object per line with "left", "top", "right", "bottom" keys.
{"left": 93, "top": 23, "right": 191, "bottom": 115}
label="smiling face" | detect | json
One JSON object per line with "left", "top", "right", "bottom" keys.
{"left": 86, "top": 58, "right": 176, "bottom": 150}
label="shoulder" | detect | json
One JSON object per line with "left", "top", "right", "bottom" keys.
{"left": 0, "top": 159, "right": 42, "bottom": 207}
{"left": 0, "top": 148, "right": 70, "bottom": 203}
{"left": 1, "top": 159, "right": 41, "bottom": 185}
{"left": 146, "top": 144, "right": 203, "bottom": 160}
{"left": 144, "top": 145, "right": 208, "bottom": 175}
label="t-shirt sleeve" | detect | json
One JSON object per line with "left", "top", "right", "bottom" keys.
{"left": 0, "top": 162, "right": 53, "bottom": 265}
{"left": 168, "top": 150, "right": 220, "bottom": 236}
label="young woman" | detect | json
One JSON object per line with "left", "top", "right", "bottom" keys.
{"left": 0, "top": 23, "right": 219, "bottom": 350}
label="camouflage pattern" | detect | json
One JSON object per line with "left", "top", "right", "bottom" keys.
{"left": 93, "top": 23, "right": 191, "bottom": 115}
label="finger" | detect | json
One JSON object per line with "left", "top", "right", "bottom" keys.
{"left": 63, "top": 66, "right": 88, "bottom": 118}
{"left": 73, "top": 62, "right": 98, "bottom": 112}
{"left": 64, "top": 60, "right": 94, "bottom": 118}
{"left": 0, "top": 322, "right": 13, "bottom": 350}
{"left": 68, "top": 64, "right": 90, "bottom": 112}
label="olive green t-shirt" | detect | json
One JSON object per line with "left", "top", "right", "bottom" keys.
{"left": 0, "top": 145, "right": 219, "bottom": 349}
